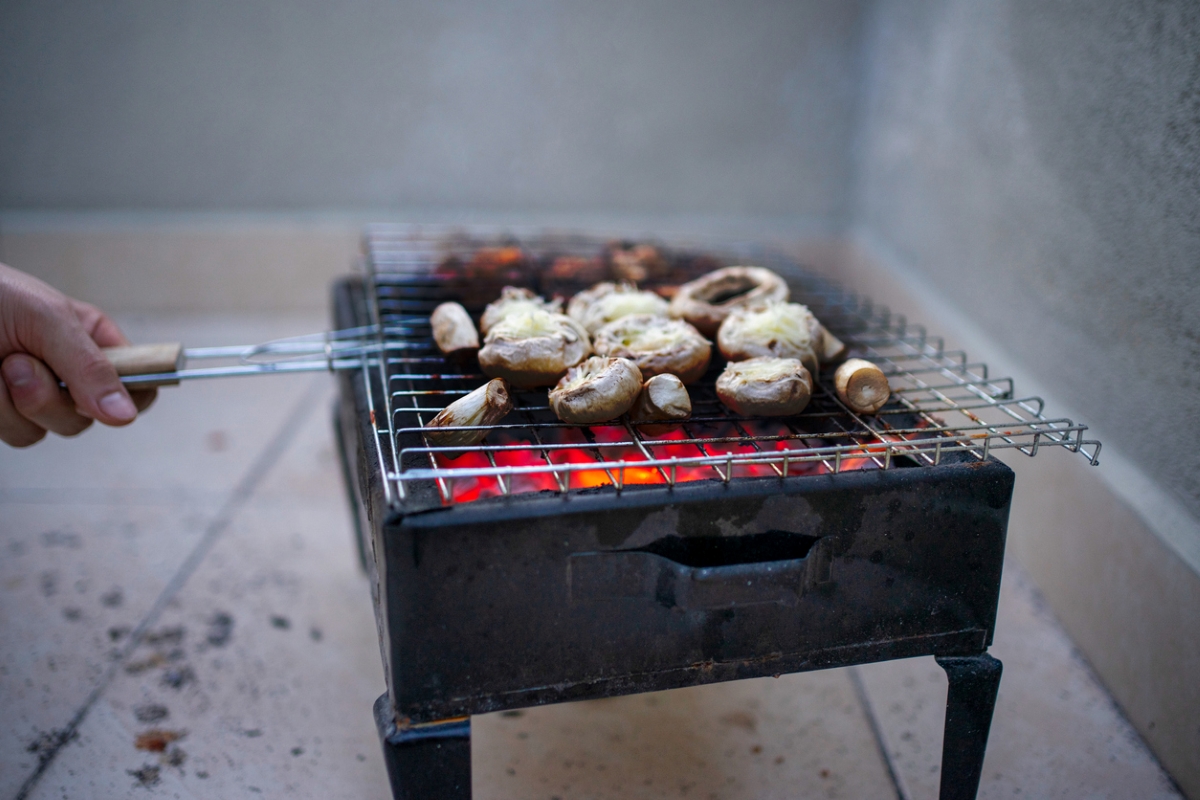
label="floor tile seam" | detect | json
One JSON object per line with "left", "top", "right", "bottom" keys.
{"left": 9, "top": 375, "right": 327, "bottom": 800}
{"left": 0, "top": 498, "right": 227, "bottom": 509}
{"left": 996, "top": 563, "right": 1189, "bottom": 796}
{"left": 0, "top": 484, "right": 226, "bottom": 496}
{"left": 0, "top": 489, "right": 229, "bottom": 506}
{"left": 847, "top": 665, "right": 911, "bottom": 800}
{"left": 0, "top": 494, "right": 338, "bottom": 509}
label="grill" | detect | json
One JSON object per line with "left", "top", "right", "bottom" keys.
{"left": 331, "top": 225, "right": 1100, "bottom": 800}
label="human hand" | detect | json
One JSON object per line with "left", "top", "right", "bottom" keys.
{"left": 0, "top": 263, "right": 155, "bottom": 447}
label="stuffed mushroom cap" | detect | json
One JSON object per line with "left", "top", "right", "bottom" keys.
{"left": 478, "top": 308, "right": 592, "bottom": 387}
{"left": 715, "top": 357, "right": 813, "bottom": 417}
{"left": 668, "top": 266, "right": 789, "bottom": 336}
{"left": 567, "top": 282, "right": 670, "bottom": 335}
{"left": 717, "top": 301, "right": 819, "bottom": 377}
{"left": 592, "top": 315, "right": 711, "bottom": 385}
{"left": 480, "top": 286, "right": 563, "bottom": 334}
{"left": 549, "top": 357, "right": 643, "bottom": 424}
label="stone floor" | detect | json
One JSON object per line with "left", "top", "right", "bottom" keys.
{"left": 0, "top": 313, "right": 1186, "bottom": 800}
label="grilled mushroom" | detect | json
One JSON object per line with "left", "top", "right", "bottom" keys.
{"left": 592, "top": 315, "right": 711, "bottom": 385}
{"left": 549, "top": 357, "right": 643, "bottom": 424}
{"left": 424, "top": 378, "right": 513, "bottom": 447}
{"left": 608, "top": 243, "right": 670, "bottom": 283}
{"left": 478, "top": 308, "right": 592, "bottom": 387}
{"left": 567, "top": 282, "right": 670, "bottom": 335}
{"left": 480, "top": 286, "right": 562, "bottom": 335}
{"left": 813, "top": 323, "right": 847, "bottom": 364}
{"left": 717, "top": 302, "right": 820, "bottom": 377}
{"left": 668, "top": 266, "right": 789, "bottom": 336}
{"left": 430, "top": 302, "right": 479, "bottom": 361}
{"left": 715, "top": 357, "right": 813, "bottom": 417}
{"left": 834, "top": 358, "right": 890, "bottom": 414}
{"left": 542, "top": 254, "right": 609, "bottom": 296}
{"left": 629, "top": 373, "right": 692, "bottom": 425}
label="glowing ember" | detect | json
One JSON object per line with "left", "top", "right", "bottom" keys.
{"left": 429, "top": 404, "right": 943, "bottom": 504}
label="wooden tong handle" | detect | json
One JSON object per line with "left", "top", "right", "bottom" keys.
{"left": 102, "top": 343, "right": 184, "bottom": 389}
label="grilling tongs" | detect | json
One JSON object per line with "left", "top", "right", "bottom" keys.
{"left": 99, "top": 325, "right": 426, "bottom": 389}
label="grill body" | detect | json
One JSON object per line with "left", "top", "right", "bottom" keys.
{"left": 332, "top": 264, "right": 1013, "bottom": 799}
{"left": 387, "top": 462, "right": 1009, "bottom": 721}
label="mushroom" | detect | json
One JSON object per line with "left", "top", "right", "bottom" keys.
{"left": 464, "top": 246, "right": 530, "bottom": 281}
{"left": 478, "top": 308, "right": 592, "bottom": 388}
{"left": 430, "top": 302, "right": 479, "bottom": 361}
{"left": 480, "top": 286, "right": 562, "bottom": 335}
{"left": 423, "top": 378, "right": 513, "bottom": 447}
{"left": 567, "top": 282, "right": 670, "bottom": 335}
{"left": 592, "top": 315, "right": 711, "bottom": 385}
{"left": 608, "top": 243, "right": 670, "bottom": 283}
{"left": 629, "top": 373, "right": 692, "bottom": 426}
{"left": 549, "top": 357, "right": 643, "bottom": 424}
{"left": 834, "top": 358, "right": 890, "bottom": 414}
{"left": 812, "top": 323, "right": 847, "bottom": 364}
{"left": 717, "top": 301, "right": 820, "bottom": 377}
{"left": 542, "top": 254, "right": 609, "bottom": 295}
{"left": 668, "top": 266, "right": 789, "bottom": 336}
{"left": 715, "top": 357, "right": 813, "bottom": 417}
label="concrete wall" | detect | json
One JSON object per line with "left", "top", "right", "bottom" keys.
{"left": 0, "top": 0, "right": 864, "bottom": 227}
{"left": 851, "top": 1, "right": 1200, "bottom": 793}
{"left": 852, "top": 0, "right": 1200, "bottom": 522}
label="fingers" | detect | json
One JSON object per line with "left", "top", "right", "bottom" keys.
{"left": 33, "top": 302, "right": 138, "bottom": 426}
{"left": 72, "top": 299, "right": 158, "bottom": 415}
{"left": 0, "top": 269, "right": 150, "bottom": 439}
{"left": 0, "top": 372, "right": 47, "bottom": 447}
{"left": 130, "top": 388, "right": 158, "bottom": 413}
{"left": 1, "top": 354, "right": 95, "bottom": 437}
{"left": 71, "top": 299, "right": 130, "bottom": 348}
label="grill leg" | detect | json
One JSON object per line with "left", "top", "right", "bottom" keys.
{"left": 374, "top": 694, "right": 472, "bottom": 800}
{"left": 935, "top": 653, "right": 1002, "bottom": 800}
{"left": 333, "top": 400, "right": 370, "bottom": 575}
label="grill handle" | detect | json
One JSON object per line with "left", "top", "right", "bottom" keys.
{"left": 568, "top": 534, "right": 833, "bottom": 611}
{"left": 102, "top": 343, "right": 184, "bottom": 389}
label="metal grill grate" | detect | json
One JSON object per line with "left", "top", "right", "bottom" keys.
{"left": 355, "top": 225, "right": 1100, "bottom": 508}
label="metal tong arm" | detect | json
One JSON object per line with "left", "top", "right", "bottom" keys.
{"left": 100, "top": 323, "right": 430, "bottom": 388}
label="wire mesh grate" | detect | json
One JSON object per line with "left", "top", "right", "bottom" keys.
{"left": 354, "top": 225, "right": 1100, "bottom": 508}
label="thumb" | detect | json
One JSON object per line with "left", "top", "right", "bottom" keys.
{"left": 38, "top": 321, "right": 138, "bottom": 426}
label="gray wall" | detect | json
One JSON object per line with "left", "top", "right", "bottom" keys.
{"left": 853, "top": 0, "right": 1200, "bottom": 520}
{"left": 0, "top": 0, "right": 864, "bottom": 225}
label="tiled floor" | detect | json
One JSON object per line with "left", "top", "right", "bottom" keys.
{"left": 0, "top": 314, "right": 1185, "bottom": 800}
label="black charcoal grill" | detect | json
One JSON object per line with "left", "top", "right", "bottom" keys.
{"left": 331, "top": 225, "right": 1101, "bottom": 800}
